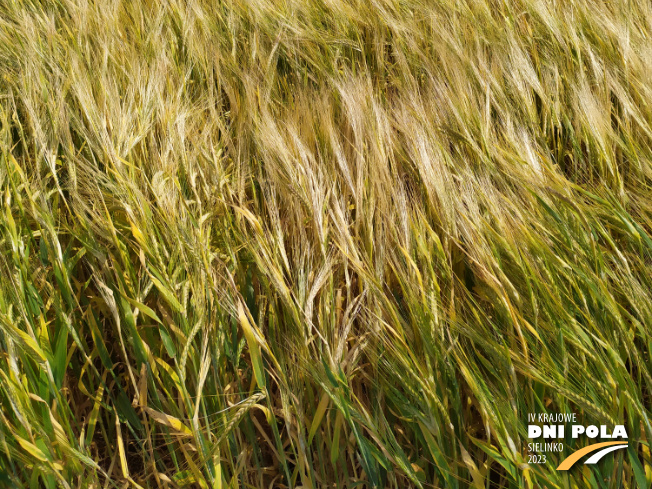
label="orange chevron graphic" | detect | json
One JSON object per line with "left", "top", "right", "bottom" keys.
{"left": 557, "top": 441, "right": 628, "bottom": 470}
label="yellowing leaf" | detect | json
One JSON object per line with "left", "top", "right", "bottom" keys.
{"left": 238, "top": 302, "right": 265, "bottom": 390}
{"left": 15, "top": 436, "right": 48, "bottom": 462}
{"left": 116, "top": 412, "right": 129, "bottom": 478}
{"left": 144, "top": 407, "right": 193, "bottom": 436}
{"left": 308, "top": 392, "right": 330, "bottom": 444}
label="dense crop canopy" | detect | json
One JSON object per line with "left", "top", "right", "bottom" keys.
{"left": 1, "top": 0, "right": 652, "bottom": 487}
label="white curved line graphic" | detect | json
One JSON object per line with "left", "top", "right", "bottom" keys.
{"left": 584, "top": 444, "right": 628, "bottom": 464}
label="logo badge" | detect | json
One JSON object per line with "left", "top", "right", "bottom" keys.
{"left": 556, "top": 442, "right": 628, "bottom": 470}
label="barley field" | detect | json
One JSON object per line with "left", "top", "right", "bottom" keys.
{"left": 1, "top": 0, "right": 652, "bottom": 487}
